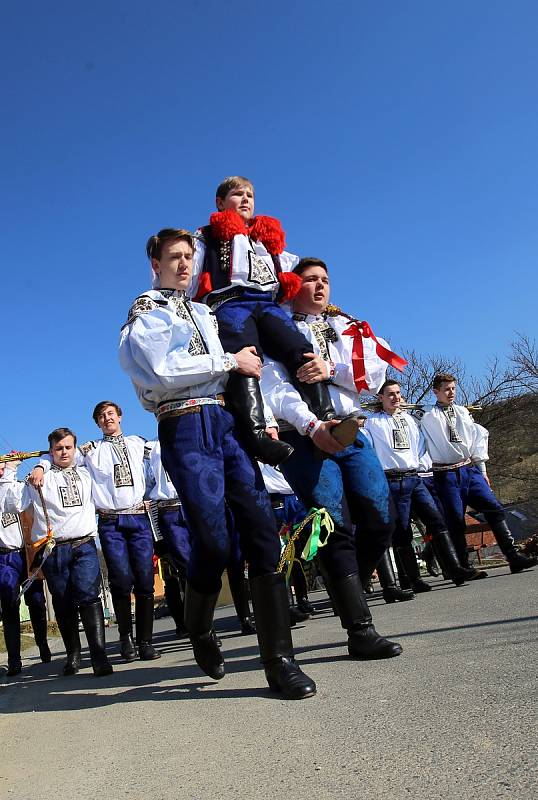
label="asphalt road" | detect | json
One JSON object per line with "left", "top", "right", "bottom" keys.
{"left": 1, "top": 566, "right": 537, "bottom": 800}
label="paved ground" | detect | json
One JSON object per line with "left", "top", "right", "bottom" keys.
{"left": 1, "top": 566, "right": 537, "bottom": 800}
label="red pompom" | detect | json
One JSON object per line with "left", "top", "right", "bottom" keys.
{"left": 209, "top": 209, "right": 247, "bottom": 240}
{"left": 277, "top": 272, "right": 302, "bottom": 303}
{"left": 249, "top": 215, "right": 286, "bottom": 254}
{"left": 194, "top": 270, "right": 214, "bottom": 300}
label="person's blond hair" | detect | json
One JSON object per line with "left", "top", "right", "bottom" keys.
{"left": 215, "top": 176, "right": 254, "bottom": 202}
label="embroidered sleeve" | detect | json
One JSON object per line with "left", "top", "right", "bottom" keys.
{"left": 79, "top": 441, "right": 97, "bottom": 457}
{"left": 125, "top": 295, "right": 159, "bottom": 326}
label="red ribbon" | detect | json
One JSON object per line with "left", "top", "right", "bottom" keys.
{"left": 342, "top": 321, "right": 407, "bottom": 392}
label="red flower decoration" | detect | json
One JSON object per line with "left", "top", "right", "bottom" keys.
{"left": 277, "top": 272, "right": 302, "bottom": 303}
{"left": 249, "top": 215, "right": 286, "bottom": 254}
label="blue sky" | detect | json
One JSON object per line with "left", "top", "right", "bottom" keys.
{"left": 1, "top": 0, "right": 536, "bottom": 460}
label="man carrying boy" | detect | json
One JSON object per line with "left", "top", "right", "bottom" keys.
{"left": 1, "top": 429, "right": 113, "bottom": 677}
{"left": 186, "top": 176, "right": 357, "bottom": 465}
{"left": 420, "top": 374, "right": 537, "bottom": 574}
{"left": 119, "top": 227, "right": 316, "bottom": 700}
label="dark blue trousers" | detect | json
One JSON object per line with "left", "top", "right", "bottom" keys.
{"left": 98, "top": 515, "right": 155, "bottom": 596}
{"left": 159, "top": 405, "right": 280, "bottom": 594}
{"left": 388, "top": 476, "right": 447, "bottom": 547}
{"left": 157, "top": 507, "right": 191, "bottom": 578}
{"left": 0, "top": 550, "right": 45, "bottom": 615}
{"left": 42, "top": 539, "right": 101, "bottom": 608}
{"left": 271, "top": 494, "right": 308, "bottom": 530}
{"left": 279, "top": 431, "right": 394, "bottom": 580}
{"left": 434, "top": 465, "right": 505, "bottom": 563}
{"left": 216, "top": 290, "right": 311, "bottom": 369}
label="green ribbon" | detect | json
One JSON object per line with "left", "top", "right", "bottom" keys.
{"left": 300, "top": 508, "right": 334, "bottom": 561}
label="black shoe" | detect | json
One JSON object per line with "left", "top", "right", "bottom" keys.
{"left": 120, "top": 634, "right": 137, "bottom": 662}
{"left": 38, "top": 642, "right": 52, "bottom": 663}
{"left": 363, "top": 579, "right": 375, "bottom": 595}
{"left": 138, "top": 641, "right": 161, "bottom": 661}
{"left": 240, "top": 616, "right": 257, "bottom": 635}
{"left": 6, "top": 660, "right": 22, "bottom": 677}
{"left": 290, "top": 605, "right": 310, "bottom": 625}
{"left": 190, "top": 630, "right": 225, "bottom": 680}
{"left": 265, "top": 657, "right": 317, "bottom": 700}
{"left": 62, "top": 650, "right": 81, "bottom": 676}
{"left": 348, "top": 625, "right": 403, "bottom": 660}
{"left": 175, "top": 626, "right": 189, "bottom": 639}
{"left": 250, "top": 573, "right": 316, "bottom": 700}
{"left": 225, "top": 374, "right": 294, "bottom": 466}
{"left": 79, "top": 600, "right": 114, "bottom": 677}
{"left": 330, "top": 415, "right": 360, "bottom": 448}
{"left": 411, "top": 578, "right": 432, "bottom": 593}
{"left": 296, "top": 597, "right": 316, "bottom": 615}
{"left": 382, "top": 586, "right": 415, "bottom": 603}
{"left": 464, "top": 567, "right": 488, "bottom": 580}
{"left": 421, "top": 542, "right": 440, "bottom": 577}
{"left": 508, "top": 551, "right": 537, "bottom": 574}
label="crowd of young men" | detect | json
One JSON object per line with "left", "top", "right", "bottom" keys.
{"left": 1, "top": 175, "right": 535, "bottom": 697}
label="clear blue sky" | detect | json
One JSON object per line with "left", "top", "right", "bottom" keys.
{"left": 1, "top": 0, "right": 536, "bottom": 460}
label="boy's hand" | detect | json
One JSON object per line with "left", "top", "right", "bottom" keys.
{"left": 265, "top": 427, "right": 279, "bottom": 440}
{"left": 296, "top": 353, "right": 329, "bottom": 384}
{"left": 28, "top": 466, "right": 45, "bottom": 488}
{"left": 234, "top": 346, "right": 262, "bottom": 379}
{"left": 311, "top": 420, "right": 345, "bottom": 454}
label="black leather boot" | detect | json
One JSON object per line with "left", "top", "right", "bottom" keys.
{"left": 421, "top": 541, "right": 440, "bottom": 576}
{"left": 432, "top": 531, "right": 467, "bottom": 586}
{"left": 250, "top": 572, "right": 316, "bottom": 699}
{"left": 376, "top": 549, "right": 415, "bottom": 603}
{"left": 331, "top": 572, "right": 403, "bottom": 659}
{"left": 225, "top": 373, "right": 294, "bottom": 466}
{"left": 112, "top": 593, "right": 137, "bottom": 662}
{"left": 79, "top": 600, "right": 113, "bottom": 676}
{"left": 135, "top": 595, "right": 161, "bottom": 660}
{"left": 29, "top": 600, "right": 51, "bottom": 663}
{"left": 164, "top": 575, "right": 188, "bottom": 638}
{"left": 3, "top": 604, "right": 22, "bottom": 676}
{"left": 228, "top": 567, "right": 256, "bottom": 634}
{"left": 394, "top": 545, "right": 431, "bottom": 593}
{"left": 184, "top": 584, "right": 224, "bottom": 679}
{"left": 55, "top": 606, "right": 81, "bottom": 676}
{"left": 488, "top": 518, "right": 538, "bottom": 573}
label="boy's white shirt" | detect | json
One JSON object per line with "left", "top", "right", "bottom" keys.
{"left": 419, "top": 404, "right": 490, "bottom": 466}
{"left": 363, "top": 411, "right": 427, "bottom": 471}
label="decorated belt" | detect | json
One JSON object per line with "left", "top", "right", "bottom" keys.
{"left": 156, "top": 395, "right": 225, "bottom": 422}
{"left": 384, "top": 469, "right": 418, "bottom": 480}
{"left": 157, "top": 499, "right": 181, "bottom": 510}
{"left": 97, "top": 502, "right": 147, "bottom": 518}
{"left": 0, "top": 546, "right": 24, "bottom": 555}
{"left": 54, "top": 534, "right": 95, "bottom": 548}
{"left": 206, "top": 287, "right": 245, "bottom": 311}
{"left": 432, "top": 459, "right": 472, "bottom": 472}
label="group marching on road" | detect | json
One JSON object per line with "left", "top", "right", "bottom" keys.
{"left": 1, "top": 175, "right": 536, "bottom": 698}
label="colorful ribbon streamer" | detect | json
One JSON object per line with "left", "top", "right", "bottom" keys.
{"left": 342, "top": 320, "right": 407, "bottom": 392}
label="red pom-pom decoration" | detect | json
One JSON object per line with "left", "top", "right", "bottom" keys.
{"left": 209, "top": 209, "right": 247, "bottom": 240}
{"left": 249, "top": 215, "right": 286, "bottom": 254}
{"left": 277, "top": 272, "right": 302, "bottom": 303}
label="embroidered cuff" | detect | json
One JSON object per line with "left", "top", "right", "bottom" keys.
{"left": 327, "top": 360, "right": 336, "bottom": 381}
{"left": 223, "top": 353, "right": 239, "bottom": 372}
{"left": 303, "top": 418, "right": 322, "bottom": 438}
{"left": 472, "top": 459, "right": 487, "bottom": 475}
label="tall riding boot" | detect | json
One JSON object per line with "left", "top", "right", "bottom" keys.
{"left": 250, "top": 572, "right": 316, "bottom": 699}
{"left": 28, "top": 601, "right": 51, "bottom": 663}
{"left": 291, "top": 374, "right": 358, "bottom": 447}
{"left": 432, "top": 530, "right": 467, "bottom": 586}
{"left": 331, "top": 572, "right": 403, "bottom": 659}
{"left": 163, "top": 575, "right": 187, "bottom": 638}
{"left": 2, "top": 604, "right": 22, "bottom": 676}
{"left": 79, "top": 600, "right": 113, "bottom": 676}
{"left": 421, "top": 541, "right": 440, "bottom": 576}
{"left": 376, "top": 549, "right": 414, "bottom": 603}
{"left": 135, "top": 595, "right": 161, "bottom": 660}
{"left": 291, "top": 563, "right": 315, "bottom": 615}
{"left": 394, "top": 544, "right": 431, "bottom": 593}
{"left": 184, "top": 584, "right": 224, "bottom": 679}
{"left": 228, "top": 568, "right": 256, "bottom": 634}
{"left": 225, "top": 373, "right": 294, "bottom": 466}
{"left": 54, "top": 605, "right": 81, "bottom": 676}
{"left": 488, "top": 518, "right": 538, "bottom": 573}
{"left": 112, "top": 593, "right": 137, "bottom": 662}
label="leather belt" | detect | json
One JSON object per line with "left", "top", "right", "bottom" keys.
{"left": 157, "top": 499, "right": 181, "bottom": 510}
{"left": 54, "top": 534, "right": 95, "bottom": 549}
{"left": 432, "top": 459, "right": 472, "bottom": 472}
{"left": 97, "top": 502, "right": 147, "bottom": 518}
{"left": 0, "top": 546, "right": 24, "bottom": 555}
{"left": 156, "top": 395, "right": 225, "bottom": 422}
{"left": 384, "top": 469, "right": 418, "bottom": 480}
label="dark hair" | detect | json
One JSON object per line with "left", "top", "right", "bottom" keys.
{"left": 377, "top": 379, "right": 401, "bottom": 396}
{"left": 92, "top": 401, "right": 122, "bottom": 424}
{"left": 48, "top": 427, "right": 77, "bottom": 448}
{"left": 146, "top": 228, "right": 195, "bottom": 261}
{"left": 433, "top": 373, "right": 457, "bottom": 390}
{"left": 293, "top": 257, "right": 329, "bottom": 276}
{"left": 215, "top": 176, "right": 254, "bottom": 202}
